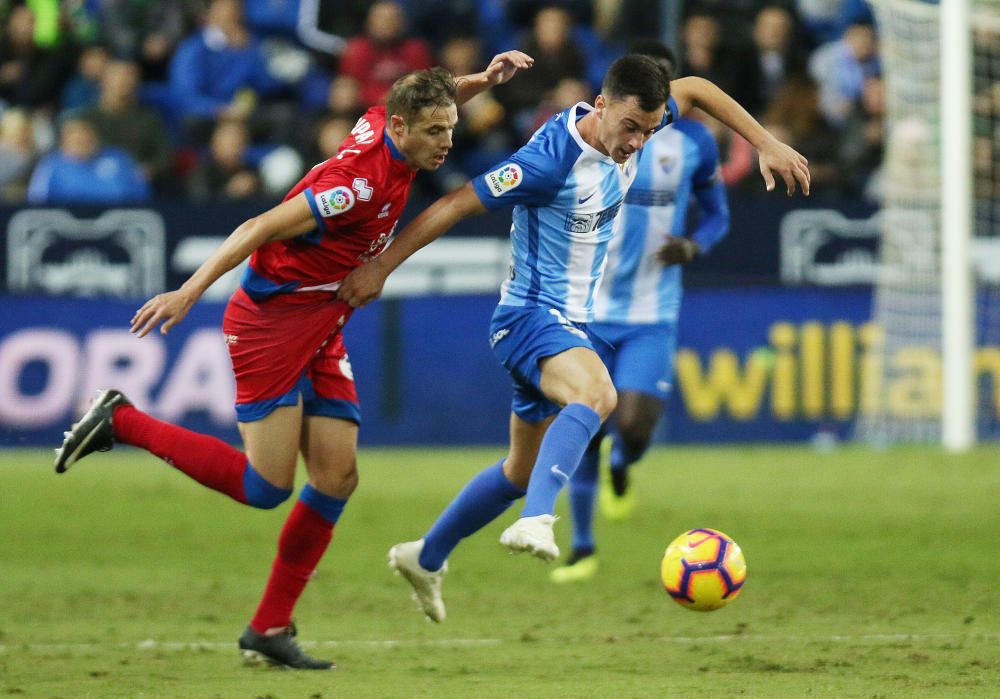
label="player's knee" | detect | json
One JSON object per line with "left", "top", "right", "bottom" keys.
{"left": 336, "top": 466, "right": 359, "bottom": 498}
{"left": 308, "top": 460, "right": 359, "bottom": 499}
{"left": 584, "top": 382, "right": 617, "bottom": 421}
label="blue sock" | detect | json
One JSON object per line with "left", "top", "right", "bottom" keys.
{"left": 419, "top": 460, "right": 525, "bottom": 571}
{"left": 242, "top": 463, "right": 292, "bottom": 510}
{"left": 569, "top": 441, "right": 599, "bottom": 551}
{"left": 521, "top": 403, "right": 603, "bottom": 517}
{"left": 299, "top": 483, "right": 347, "bottom": 524}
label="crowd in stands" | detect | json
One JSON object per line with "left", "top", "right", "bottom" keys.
{"left": 0, "top": 0, "right": 885, "bottom": 206}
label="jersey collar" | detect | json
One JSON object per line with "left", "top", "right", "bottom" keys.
{"left": 567, "top": 102, "right": 614, "bottom": 164}
{"left": 383, "top": 128, "right": 407, "bottom": 161}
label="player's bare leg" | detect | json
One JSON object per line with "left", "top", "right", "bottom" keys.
{"left": 240, "top": 415, "right": 357, "bottom": 670}
{"left": 600, "top": 390, "right": 661, "bottom": 520}
{"left": 500, "top": 348, "right": 615, "bottom": 561}
{"left": 237, "top": 402, "right": 305, "bottom": 491}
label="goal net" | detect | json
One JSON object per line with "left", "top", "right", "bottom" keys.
{"left": 858, "top": 0, "right": 1000, "bottom": 445}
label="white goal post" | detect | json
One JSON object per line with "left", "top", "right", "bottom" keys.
{"left": 941, "top": 0, "right": 974, "bottom": 451}
{"left": 861, "top": 0, "right": 999, "bottom": 450}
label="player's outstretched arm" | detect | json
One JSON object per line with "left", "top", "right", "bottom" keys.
{"left": 670, "top": 76, "right": 811, "bottom": 197}
{"left": 130, "top": 196, "right": 317, "bottom": 337}
{"left": 338, "top": 183, "right": 486, "bottom": 308}
{"left": 454, "top": 51, "right": 534, "bottom": 106}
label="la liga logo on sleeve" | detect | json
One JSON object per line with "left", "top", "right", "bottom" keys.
{"left": 315, "top": 186, "right": 356, "bottom": 217}
{"left": 484, "top": 163, "right": 523, "bottom": 197}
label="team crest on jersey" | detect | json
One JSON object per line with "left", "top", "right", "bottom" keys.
{"left": 659, "top": 156, "right": 675, "bottom": 174}
{"left": 315, "top": 186, "right": 355, "bottom": 217}
{"left": 484, "top": 164, "right": 523, "bottom": 197}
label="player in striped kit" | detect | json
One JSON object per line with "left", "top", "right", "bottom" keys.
{"left": 551, "top": 43, "right": 732, "bottom": 583}
{"left": 338, "top": 52, "right": 809, "bottom": 623}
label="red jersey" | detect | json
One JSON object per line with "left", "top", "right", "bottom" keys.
{"left": 241, "top": 106, "right": 416, "bottom": 301}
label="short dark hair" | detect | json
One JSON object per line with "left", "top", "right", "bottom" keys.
{"left": 627, "top": 40, "right": 677, "bottom": 76}
{"left": 385, "top": 67, "right": 457, "bottom": 123}
{"left": 601, "top": 53, "right": 672, "bottom": 112}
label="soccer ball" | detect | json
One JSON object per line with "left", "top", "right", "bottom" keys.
{"left": 660, "top": 528, "right": 747, "bottom": 611}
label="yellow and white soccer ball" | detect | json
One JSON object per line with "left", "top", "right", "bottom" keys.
{"left": 660, "top": 528, "right": 747, "bottom": 611}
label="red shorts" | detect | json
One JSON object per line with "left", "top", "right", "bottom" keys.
{"left": 222, "top": 288, "right": 359, "bottom": 424}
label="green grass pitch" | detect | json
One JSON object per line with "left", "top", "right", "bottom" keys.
{"left": 1, "top": 445, "right": 999, "bottom": 697}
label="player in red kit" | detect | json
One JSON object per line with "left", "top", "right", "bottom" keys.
{"left": 53, "top": 51, "right": 533, "bottom": 670}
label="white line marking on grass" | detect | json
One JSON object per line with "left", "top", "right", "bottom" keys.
{"left": 2, "top": 633, "right": 998, "bottom": 655}
{"left": 0, "top": 638, "right": 502, "bottom": 654}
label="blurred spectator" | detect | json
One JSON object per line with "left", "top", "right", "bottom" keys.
{"left": 838, "top": 75, "right": 884, "bottom": 201}
{"left": 435, "top": 35, "right": 511, "bottom": 189}
{"left": 100, "top": 0, "right": 186, "bottom": 81}
{"left": 597, "top": 0, "right": 662, "bottom": 43}
{"left": 749, "top": 5, "right": 809, "bottom": 114}
{"left": 840, "top": 0, "right": 874, "bottom": 28}
{"left": 338, "top": 1, "right": 433, "bottom": 108}
{"left": 794, "top": 0, "right": 844, "bottom": 47}
{"left": 761, "top": 77, "right": 841, "bottom": 192}
{"left": 440, "top": 35, "right": 507, "bottom": 145}
{"left": 808, "top": 21, "right": 880, "bottom": 127}
{"left": 404, "top": 0, "right": 479, "bottom": 51}
{"left": 0, "top": 107, "right": 38, "bottom": 202}
{"left": 311, "top": 114, "right": 355, "bottom": 163}
{"left": 169, "top": 0, "right": 284, "bottom": 142}
{"left": 507, "top": 0, "right": 592, "bottom": 26}
{"left": 494, "top": 6, "right": 586, "bottom": 131}
{"left": 77, "top": 60, "right": 172, "bottom": 187}
{"left": 244, "top": 0, "right": 300, "bottom": 38}
{"left": 27, "top": 116, "right": 150, "bottom": 204}
{"left": 187, "top": 118, "right": 262, "bottom": 201}
{"left": 0, "top": 5, "right": 76, "bottom": 110}
{"left": 291, "top": 73, "right": 362, "bottom": 161}
{"left": 60, "top": 44, "right": 111, "bottom": 111}
{"left": 679, "top": 11, "right": 756, "bottom": 109}
{"left": 475, "top": 0, "right": 520, "bottom": 56}
{"left": 297, "top": 0, "right": 370, "bottom": 54}
{"left": 527, "top": 76, "right": 590, "bottom": 135}
{"left": 325, "top": 75, "right": 363, "bottom": 120}
{"left": 688, "top": 109, "right": 756, "bottom": 189}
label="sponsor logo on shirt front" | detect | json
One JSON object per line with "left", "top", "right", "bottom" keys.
{"left": 484, "top": 163, "right": 523, "bottom": 197}
{"left": 564, "top": 200, "right": 623, "bottom": 234}
{"left": 315, "top": 186, "right": 356, "bottom": 217}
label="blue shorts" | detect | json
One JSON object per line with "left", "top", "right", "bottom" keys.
{"left": 589, "top": 321, "right": 678, "bottom": 400}
{"left": 489, "top": 304, "right": 605, "bottom": 423}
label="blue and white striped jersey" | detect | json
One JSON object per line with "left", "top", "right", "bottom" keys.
{"left": 593, "top": 117, "right": 730, "bottom": 325}
{"left": 471, "top": 99, "right": 677, "bottom": 322}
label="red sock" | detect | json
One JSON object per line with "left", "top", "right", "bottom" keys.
{"left": 113, "top": 404, "right": 248, "bottom": 504}
{"left": 250, "top": 500, "right": 334, "bottom": 633}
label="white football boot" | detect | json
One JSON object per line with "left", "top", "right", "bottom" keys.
{"left": 499, "top": 514, "right": 560, "bottom": 562}
{"left": 388, "top": 540, "right": 447, "bottom": 623}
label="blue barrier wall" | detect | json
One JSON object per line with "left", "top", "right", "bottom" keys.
{"left": 1, "top": 288, "right": 885, "bottom": 447}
